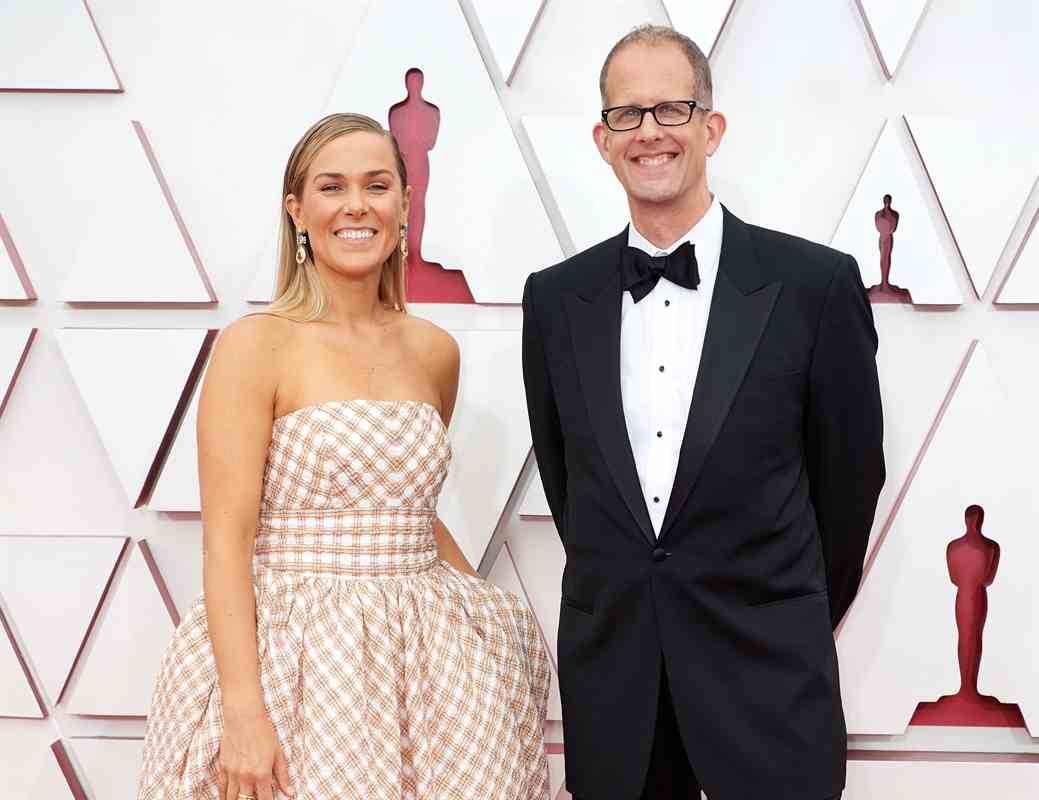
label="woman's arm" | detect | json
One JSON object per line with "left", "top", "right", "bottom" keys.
{"left": 421, "top": 322, "right": 478, "bottom": 577}
{"left": 197, "top": 316, "right": 294, "bottom": 800}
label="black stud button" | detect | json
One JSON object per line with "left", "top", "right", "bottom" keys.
{"left": 656, "top": 431, "right": 663, "bottom": 438}
{"left": 658, "top": 365, "right": 665, "bottom": 373}
{"left": 664, "top": 299, "right": 671, "bottom": 307}
{"left": 653, "top": 496, "right": 660, "bottom": 503}
{"left": 652, "top": 548, "right": 669, "bottom": 562}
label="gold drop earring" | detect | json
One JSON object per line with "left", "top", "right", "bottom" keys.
{"left": 399, "top": 223, "right": 409, "bottom": 259}
{"left": 296, "top": 229, "right": 308, "bottom": 264}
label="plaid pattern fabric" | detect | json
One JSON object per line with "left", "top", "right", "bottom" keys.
{"left": 138, "top": 400, "right": 550, "bottom": 799}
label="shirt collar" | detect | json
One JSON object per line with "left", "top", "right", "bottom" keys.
{"left": 627, "top": 195, "right": 722, "bottom": 259}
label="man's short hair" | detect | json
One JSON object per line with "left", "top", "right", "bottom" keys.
{"left": 599, "top": 24, "right": 713, "bottom": 108}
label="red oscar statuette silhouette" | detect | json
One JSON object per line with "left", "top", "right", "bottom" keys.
{"left": 867, "top": 193, "right": 913, "bottom": 304}
{"left": 388, "top": 68, "right": 474, "bottom": 303}
{"left": 911, "top": 505, "right": 1025, "bottom": 727}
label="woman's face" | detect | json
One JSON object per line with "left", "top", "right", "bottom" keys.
{"left": 285, "top": 131, "right": 410, "bottom": 282}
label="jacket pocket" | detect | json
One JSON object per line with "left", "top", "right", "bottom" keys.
{"left": 562, "top": 593, "right": 594, "bottom": 615}
{"left": 749, "top": 589, "right": 828, "bottom": 610}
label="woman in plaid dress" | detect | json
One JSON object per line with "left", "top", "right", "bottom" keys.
{"left": 137, "top": 113, "right": 550, "bottom": 800}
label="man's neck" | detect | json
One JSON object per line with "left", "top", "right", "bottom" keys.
{"left": 629, "top": 188, "right": 713, "bottom": 251}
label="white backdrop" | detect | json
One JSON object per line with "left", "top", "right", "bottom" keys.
{"left": 2, "top": 1, "right": 1039, "bottom": 797}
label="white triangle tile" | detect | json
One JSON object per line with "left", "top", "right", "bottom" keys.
{"left": 868, "top": 310, "right": 973, "bottom": 551}
{"left": 149, "top": 363, "right": 204, "bottom": 512}
{"left": 0, "top": 607, "right": 45, "bottom": 717}
{"left": 486, "top": 542, "right": 562, "bottom": 721}
{"left": 0, "top": 536, "right": 128, "bottom": 706}
{"left": 57, "top": 328, "right": 210, "bottom": 506}
{"left": 519, "top": 464, "right": 552, "bottom": 518}
{"left": 64, "top": 541, "right": 177, "bottom": 716}
{"left": 0, "top": 722, "right": 69, "bottom": 798}
{"left": 831, "top": 117, "right": 966, "bottom": 305}
{"left": 856, "top": 0, "right": 928, "bottom": 78}
{"left": 838, "top": 343, "right": 1039, "bottom": 734}
{"left": 506, "top": 520, "right": 564, "bottom": 668}
{"left": 847, "top": 760, "right": 1039, "bottom": 799}
{"left": 907, "top": 115, "right": 1039, "bottom": 297}
{"left": 470, "top": 0, "right": 546, "bottom": 83}
{"left": 436, "top": 328, "right": 529, "bottom": 566}
{"left": 0, "top": 0, "right": 120, "bottom": 91}
{"left": 325, "top": 0, "right": 561, "bottom": 303}
{"left": 68, "top": 737, "right": 144, "bottom": 799}
{"left": 0, "top": 327, "right": 36, "bottom": 420}
{"left": 523, "top": 114, "right": 629, "bottom": 254}
{"left": 0, "top": 212, "right": 34, "bottom": 299}
{"left": 661, "top": 0, "right": 736, "bottom": 56}
{"left": 997, "top": 222, "right": 1039, "bottom": 304}
{"left": 52, "top": 121, "right": 214, "bottom": 302}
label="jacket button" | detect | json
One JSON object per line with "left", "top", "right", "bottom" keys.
{"left": 652, "top": 548, "right": 669, "bottom": 562}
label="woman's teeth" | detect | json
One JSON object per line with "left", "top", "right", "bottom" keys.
{"left": 335, "top": 229, "right": 375, "bottom": 240}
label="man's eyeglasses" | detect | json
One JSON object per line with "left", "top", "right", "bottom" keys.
{"left": 601, "top": 100, "right": 711, "bottom": 132}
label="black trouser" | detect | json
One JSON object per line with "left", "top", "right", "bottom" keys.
{"left": 575, "top": 663, "right": 842, "bottom": 799}
{"left": 575, "top": 662, "right": 700, "bottom": 800}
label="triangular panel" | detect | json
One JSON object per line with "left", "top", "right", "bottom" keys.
{"left": 523, "top": 115, "right": 629, "bottom": 254}
{"left": 0, "top": 535, "right": 128, "bottom": 705}
{"left": 832, "top": 117, "right": 965, "bottom": 305}
{"left": 996, "top": 220, "right": 1039, "bottom": 304}
{"left": 149, "top": 365, "right": 204, "bottom": 512}
{"left": 325, "top": 0, "right": 561, "bottom": 303}
{"left": 838, "top": 344, "right": 1039, "bottom": 734}
{"left": 0, "top": 212, "right": 35, "bottom": 299}
{"left": 57, "top": 328, "right": 212, "bottom": 507}
{"left": 0, "top": 605, "right": 46, "bottom": 717}
{"left": 0, "top": 0, "right": 120, "bottom": 92}
{"left": 518, "top": 464, "right": 552, "bottom": 518}
{"left": 68, "top": 737, "right": 144, "bottom": 799}
{"left": 64, "top": 541, "right": 177, "bottom": 716}
{"left": 856, "top": 0, "right": 928, "bottom": 78}
{"left": 56, "top": 121, "right": 214, "bottom": 303}
{"left": 0, "top": 328, "right": 36, "bottom": 420}
{"left": 435, "top": 328, "right": 530, "bottom": 567}
{"left": 470, "top": 0, "right": 546, "bottom": 83}
{"left": 661, "top": 0, "right": 737, "bottom": 57}
{"left": 907, "top": 115, "right": 1039, "bottom": 297}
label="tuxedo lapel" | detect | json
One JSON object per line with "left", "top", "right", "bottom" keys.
{"left": 565, "top": 230, "right": 656, "bottom": 546}
{"left": 659, "top": 209, "right": 781, "bottom": 541}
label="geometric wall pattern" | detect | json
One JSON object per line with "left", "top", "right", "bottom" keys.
{"left": 0, "top": 0, "right": 121, "bottom": 92}
{"left": 3, "top": 1, "right": 1039, "bottom": 797}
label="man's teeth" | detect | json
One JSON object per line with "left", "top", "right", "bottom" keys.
{"left": 336, "top": 229, "right": 375, "bottom": 240}
{"left": 637, "top": 154, "right": 675, "bottom": 166}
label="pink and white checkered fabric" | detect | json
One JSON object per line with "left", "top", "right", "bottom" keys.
{"left": 138, "top": 399, "right": 550, "bottom": 799}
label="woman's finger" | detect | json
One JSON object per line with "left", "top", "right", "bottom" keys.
{"left": 216, "top": 764, "right": 228, "bottom": 798}
{"left": 225, "top": 773, "right": 239, "bottom": 800}
{"left": 256, "top": 776, "right": 275, "bottom": 800}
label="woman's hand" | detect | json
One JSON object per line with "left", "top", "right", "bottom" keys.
{"left": 216, "top": 702, "right": 294, "bottom": 800}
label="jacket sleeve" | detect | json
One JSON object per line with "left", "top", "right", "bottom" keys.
{"left": 521, "top": 272, "right": 568, "bottom": 542}
{"left": 804, "top": 255, "right": 885, "bottom": 629}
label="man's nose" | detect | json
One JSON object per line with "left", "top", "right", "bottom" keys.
{"left": 637, "top": 112, "right": 664, "bottom": 141}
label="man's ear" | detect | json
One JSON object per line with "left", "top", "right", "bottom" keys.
{"left": 592, "top": 121, "right": 611, "bottom": 164}
{"left": 704, "top": 111, "right": 727, "bottom": 157}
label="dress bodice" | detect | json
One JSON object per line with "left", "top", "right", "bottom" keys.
{"left": 254, "top": 399, "right": 451, "bottom": 577}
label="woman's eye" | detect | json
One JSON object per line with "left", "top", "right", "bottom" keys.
{"left": 320, "top": 184, "right": 340, "bottom": 192}
{"left": 369, "top": 184, "right": 388, "bottom": 192}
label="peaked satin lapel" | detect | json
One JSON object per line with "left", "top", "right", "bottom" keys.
{"left": 659, "top": 210, "right": 781, "bottom": 542}
{"left": 565, "top": 234, "right": 656, "bottom": 546}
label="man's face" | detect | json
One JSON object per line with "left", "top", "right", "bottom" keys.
{"left": 594, "top": 42, "right": 721, "bottom": 210}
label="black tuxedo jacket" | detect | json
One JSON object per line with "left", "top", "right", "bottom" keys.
{"left": 521, "top": 208, "right": 884, "bottom": 800}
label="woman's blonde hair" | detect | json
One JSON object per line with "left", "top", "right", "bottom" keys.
{"left": 267, "top": 113, "right": 409, "bottom": 320}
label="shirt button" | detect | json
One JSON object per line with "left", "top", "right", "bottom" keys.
{"left": 664, "top": 300, "right": 671, "bottom": 307}
{"left": 658, "top": 365, "right": 665, "bottom": 373}
{"left": 653, "top": 496, "right": 660, "bottom": 503}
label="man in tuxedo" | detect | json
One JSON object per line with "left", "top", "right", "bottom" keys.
{"left": 521, "top": 25, "right": 884, "bottom": 800}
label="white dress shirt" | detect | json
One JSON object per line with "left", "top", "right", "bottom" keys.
{"left": 620, "top": 197, "right": 723, "bottom": 537}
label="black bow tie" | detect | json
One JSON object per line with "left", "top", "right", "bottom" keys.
{"left": 620, "top": 241, "right": 700, "bottom": 303}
